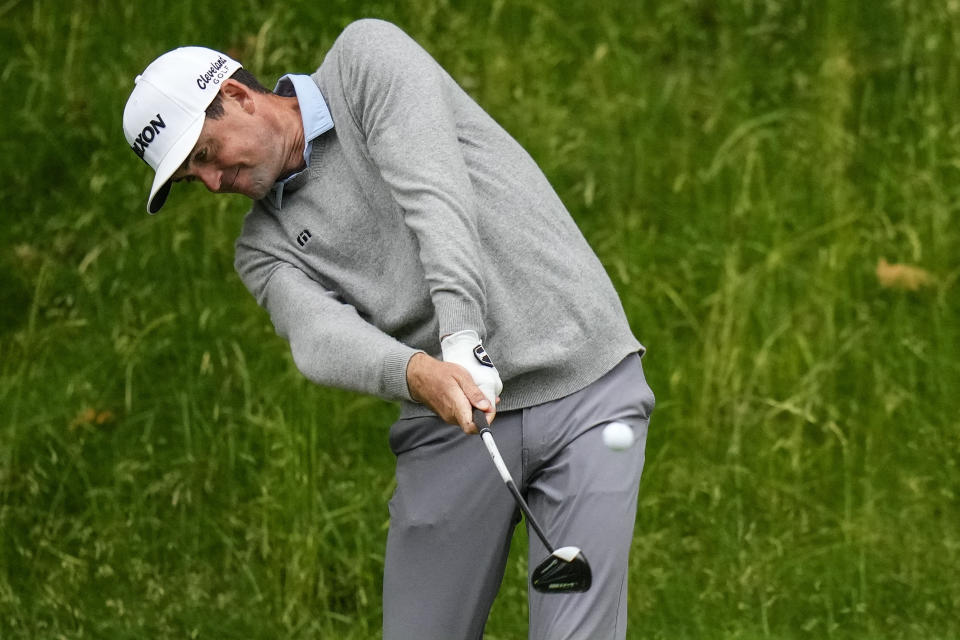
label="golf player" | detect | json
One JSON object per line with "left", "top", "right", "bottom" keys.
{"left": 123, "top": 19, "right": 654, "bottom": 639}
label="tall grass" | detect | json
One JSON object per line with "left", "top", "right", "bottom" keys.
{"left": 2, "top": 0, "right": 958, "bottom": 638}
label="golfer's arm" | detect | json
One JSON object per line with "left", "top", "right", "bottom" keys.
{"left": 244, "top": 260, "right": 421, "bottom": 400}
{"left": 336, "top": 19, "right": 487, "bottom": 340}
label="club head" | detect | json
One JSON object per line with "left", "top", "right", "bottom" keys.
{"left": 531, "top": 546, "right": 592, "bottom": 593}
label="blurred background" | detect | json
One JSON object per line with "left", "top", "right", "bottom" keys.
{"left": 1, "top": 0, "right": 958, "bottom": 638}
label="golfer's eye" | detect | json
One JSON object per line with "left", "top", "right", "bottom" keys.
{"left": 195, "top": 149, "right": 208, "bottom": 163}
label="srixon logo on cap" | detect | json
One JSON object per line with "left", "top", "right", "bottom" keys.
{"left": 130, "top": 113, "right": 166, "bottom": 159}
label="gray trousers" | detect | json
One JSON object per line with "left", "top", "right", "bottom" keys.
{"left": 382, "top": 354, "right": 654, "bottom": 639}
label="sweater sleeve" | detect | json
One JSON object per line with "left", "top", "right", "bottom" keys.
{"left": 332, "top": 19, "right": 487, "bottom": 340}
{"left": 235, "top": 242, "right": 422, "bottom": 401}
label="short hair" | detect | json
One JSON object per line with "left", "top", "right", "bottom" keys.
{"left": 205, "top": 68, "right": 270, "bottom": 119}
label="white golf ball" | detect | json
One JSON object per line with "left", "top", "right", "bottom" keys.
{"left": 602, "top": 421, "right": 634, "bottom": 451}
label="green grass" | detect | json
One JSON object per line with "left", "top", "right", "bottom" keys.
{"left": 2, "top": 0, "right": 959, "bottom": 638}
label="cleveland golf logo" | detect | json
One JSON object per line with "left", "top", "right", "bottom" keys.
{"left": 296, "top": 229, "right": 312, "bottom": 247}
{"left": 130, "top": 113, "right": 166, "bottom": 159}
{"left": 196, "top": 56, "right": 230, "bottom": 90}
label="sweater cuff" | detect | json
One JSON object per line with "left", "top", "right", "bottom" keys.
{"left": 433, "top": 294, "right": 486, "bottom": 340}
{"left": 382, "top": 347, "right": 424, "bottom": 401}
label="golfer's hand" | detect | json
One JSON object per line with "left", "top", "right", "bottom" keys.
{"left": 440, "top": 330, "right": 503, "bottom": 408}
{"left": 406, "top": 353, "right": 499, "bottom": 434}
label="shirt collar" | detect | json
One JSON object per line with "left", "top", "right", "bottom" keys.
{"left": 269, "top": 74, "right": 335, "bottom": 208}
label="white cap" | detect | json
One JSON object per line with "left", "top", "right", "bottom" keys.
{"left": 122, "top": 47, "right": 242, "bottom": 214}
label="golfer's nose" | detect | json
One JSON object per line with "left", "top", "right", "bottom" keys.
{"left": 196, "top": 165, "right": 222, "bottom": 192}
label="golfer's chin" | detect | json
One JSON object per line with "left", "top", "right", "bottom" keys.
{"left": 245, "top": 184, "right": 272, "bottom": 201}
{"left": 238, "top": 176, "right": 275, "bottom": 202}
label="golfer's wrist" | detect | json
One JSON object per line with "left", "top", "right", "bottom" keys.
{"left": 405, "top": 352, "right": 431, "bottom": 403}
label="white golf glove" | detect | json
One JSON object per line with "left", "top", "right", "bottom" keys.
{"left": 440, "top": 330, "right": 503, "bottom": 408}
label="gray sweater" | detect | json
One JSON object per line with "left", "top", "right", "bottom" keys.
{"left": 234, "top": 19, "right": 642, "bottom": 418}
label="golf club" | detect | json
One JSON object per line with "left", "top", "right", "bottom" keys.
{"left": 472, "top": 408, "right": 592, "bottom": 593}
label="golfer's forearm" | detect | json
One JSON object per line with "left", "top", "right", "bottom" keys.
{"left": 246, "top": 261, "right": 420, "bottom": 400}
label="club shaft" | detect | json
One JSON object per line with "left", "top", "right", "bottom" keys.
{"left": 474, "top": 409, "right": 556, "bottom": 552}
{"left": 503, "top": 476, "right": 554, "bottom": 552}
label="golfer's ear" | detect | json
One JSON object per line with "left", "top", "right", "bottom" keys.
{"left": 220, "top": 79, "right": 256, "bottom": 113}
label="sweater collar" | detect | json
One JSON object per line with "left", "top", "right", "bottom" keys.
{"left": 268, "top": 74, "right": 334, "bottom": 208}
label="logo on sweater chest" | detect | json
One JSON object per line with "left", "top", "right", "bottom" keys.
{"left": 296, "top": 229, "right": 312, "bottom": 247}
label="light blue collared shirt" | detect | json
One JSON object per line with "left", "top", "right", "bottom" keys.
{"left": 269, "top": 74, "right": 335, "bottom": 208}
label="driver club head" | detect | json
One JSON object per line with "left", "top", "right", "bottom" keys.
{"left": 531, "top": 546, "right": 592, "bottom": 593}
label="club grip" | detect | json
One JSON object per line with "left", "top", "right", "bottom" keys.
{"left": 472, "top": 407, "right": 490, "bottom": 431}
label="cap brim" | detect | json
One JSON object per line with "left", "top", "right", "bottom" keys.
{"left": 146, "top": 113, "right": 206, "bottom": 214}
